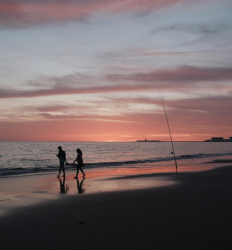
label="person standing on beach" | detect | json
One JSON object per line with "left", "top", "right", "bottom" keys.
{"left": 73, "top": 148, "right": 85, "bottom": 178}
{"left": 56, "top": 146, "right": 66, "bottom": 178}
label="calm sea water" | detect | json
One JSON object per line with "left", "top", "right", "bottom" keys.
{"left": 0, "top": 142, "right": 232, "bottom": 177}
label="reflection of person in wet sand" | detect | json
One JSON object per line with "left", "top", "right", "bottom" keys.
{"left": 56, "top": 146, "right": 66, "bottom": 178}
{"left": 73, "top": 148, "right": 85, "bottom": 178}
{"left": 77, "top": 177, "right": 85, "bottom": 194}
{"left": 58, "top": 176, "right": 68, "bottom": 194}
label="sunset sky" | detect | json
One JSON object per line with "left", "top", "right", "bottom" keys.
{"left": 0, "top": 0, "right": 232, "bottom": 141}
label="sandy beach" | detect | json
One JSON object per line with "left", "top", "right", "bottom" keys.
{"left": 1, "top": 157, "right": 232, "bottom": 250}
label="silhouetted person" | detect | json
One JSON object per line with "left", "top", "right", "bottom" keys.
{"left": 77, "top": 177, "right": 85, "bottom": 194}
{"left": 56, "top": 146, "right": 66, "bottom": 178}
{"left": 73, "top": 148, "right": 85, "bottom": 178}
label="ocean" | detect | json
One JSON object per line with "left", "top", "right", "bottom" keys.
{"left": 0, "top": 141, "right": 232, "bottom": 178}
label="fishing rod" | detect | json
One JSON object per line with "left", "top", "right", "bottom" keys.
{"left": 159, "top": 91, "right": 178, "bottom": 176}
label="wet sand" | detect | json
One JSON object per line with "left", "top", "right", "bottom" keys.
{"left": 1, "top": 158, "right": 232, "bottom": 249}
{"left": 0, "top": 156, "right": 228, "bottom": 215}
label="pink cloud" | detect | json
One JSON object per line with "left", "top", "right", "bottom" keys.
{"left": 0, "top": 0, "right": 190, "bottom": 27}
{"left": 107, "top": 66, "right": 232, "bottom": 82}
{"left": 1, "top": 66, "right": 232, "bottom": 98}
{"left": 0, "top": 84, "right": 157, "bottom": 98}
{"left": 30, "top": 105, "right": 73, "bottom": 112}
{"left": 119, "top": 95, "right": 232, "bottom": 114}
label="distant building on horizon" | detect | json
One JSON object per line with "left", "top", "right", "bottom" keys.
{"left": 211, "top": 137, "right": 224, "bottom": 142}
{"left": 137, "top": 138, "right": 161, "bottom": 142}
{"left": 204, "top": 137, "right": 232, "bottom": 142}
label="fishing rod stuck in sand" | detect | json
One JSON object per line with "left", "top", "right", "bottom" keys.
{"left": 159, "top": 91, "right": 178, "bottom": 176}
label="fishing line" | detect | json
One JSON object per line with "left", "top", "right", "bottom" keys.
{"left": 159, "top": 90, "right": 178, "bottom": 175}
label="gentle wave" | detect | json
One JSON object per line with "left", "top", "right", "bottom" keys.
{"left": 0, "top": 152, "right": 231, "bottom": 178}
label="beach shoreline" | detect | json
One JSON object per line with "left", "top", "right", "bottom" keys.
{"left": 1, "top": 156, "right": 232, "bottom": 249}
{"left": 1, "top": 155, "right": 232, "bottom": 214}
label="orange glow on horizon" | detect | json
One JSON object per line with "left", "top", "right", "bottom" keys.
{"left": 0, "top": 116, "right": 228, "bottom": 142}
